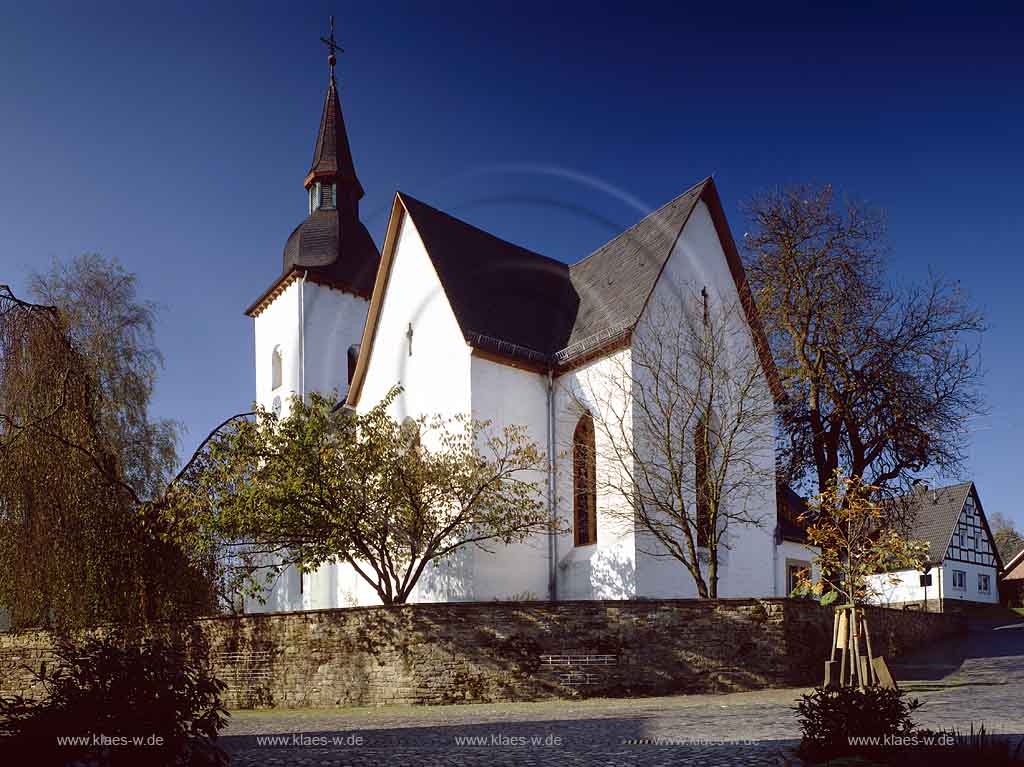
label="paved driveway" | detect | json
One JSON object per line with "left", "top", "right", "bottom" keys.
{"left": 221, "top": 616, "right": 1024, "bottom": 766}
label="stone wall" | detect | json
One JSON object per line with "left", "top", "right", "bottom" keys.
{"left": 0, "top": 599, "right": 964, "bottom": 709}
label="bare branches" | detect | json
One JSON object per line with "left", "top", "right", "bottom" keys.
{"left": 567, "top": 290, "right": 776, "bottom": 597}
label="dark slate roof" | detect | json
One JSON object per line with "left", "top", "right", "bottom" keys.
{"left": 245, "top": 208, "right": 380, "bottom": 315}
{"left": 309, "top": 76, "right": 363, "bottom": 199}
{"left": 281, "top": 208, "right": 380, "bottom": 298}
{"left": 400, "top": 194, "right": 579, "bottom": 357}
{"left": 899, "top": 482, "right": 974, "bottom": 563}
{"left": 566, "top": 180, "right": 709, "bottom": 350}
{"left": 396, "top": 180, "right": 709, "bottom": 364}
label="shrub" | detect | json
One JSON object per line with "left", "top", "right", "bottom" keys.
{"left": 909, "top": 725, "right": 1024, "bottom": 766}
{"left": 795, "top": 685, "right": 920, "bottom": 761}
{"left": 0, "top": 631, "right": 228, "bottom": 766}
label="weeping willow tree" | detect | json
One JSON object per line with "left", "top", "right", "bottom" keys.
{"left": 0, "top": 278, "right": 215, "bottom": 632}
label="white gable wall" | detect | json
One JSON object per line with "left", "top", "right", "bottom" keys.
{"left": 354, "top": 213, "right": 477, "bottom": 604}
{"left": 554, "top": 349, "right": 639, "bottom": 600}
{"left": 357, "top": 215, "right": 472, "bottom": 422}
{"left": 631, "top": 200, "right": 778, "bottom": 598}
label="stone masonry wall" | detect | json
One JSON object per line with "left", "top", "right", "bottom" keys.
{"left": 0, "top": 599, "right": 964, "bottom": 709}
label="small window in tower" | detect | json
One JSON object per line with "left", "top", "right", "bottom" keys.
{"left": 321, "top": 182, "right": 336, "bottom": 209}
{"left": 271, "top": 346, "right": 283, "bottom": 390}
{"left": 308, "top": 185, "right": 316, "bottom": 214}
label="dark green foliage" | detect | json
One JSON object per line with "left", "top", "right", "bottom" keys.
{"left": 0, "top": 632, "right": 228, "bottom": 766}
{"left": 795, "top": 685, "right": 920, "bottom": 761}
{"left": 908, "top": 725, "right": 1024, "bottom": 766}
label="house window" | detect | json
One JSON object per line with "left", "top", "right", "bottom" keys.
{"left": 694, "top": 414, "right": 711, "bottom": 547}
{"left": 573, "top": 412, "right": 597, "bottom": 547}
{"left": 952, "top": 569, "right": 966, "bottom": 590}
{"left": 271, "top": 346, "right": 283, "bottom": 390}
{"left": 787, "top": 561, "right": 810, "bottom": 597}
{"left": 979, "top": 573, "right": 991, "bottom": 594}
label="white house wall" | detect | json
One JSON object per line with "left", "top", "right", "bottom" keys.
{"left": 553, "top": 349, "right": 639, "bottom": 600}
{"left": 630, "top": 200, "right": 778, "bottom": 598}
{"left": 941, "top": 559, "right": 998, "bottom": 605}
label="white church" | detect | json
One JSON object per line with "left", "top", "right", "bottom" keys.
{"left": 242, "top": 47, "right": 813, "bottom": 612}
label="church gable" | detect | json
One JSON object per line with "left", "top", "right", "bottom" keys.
{"left": 347, "top": 200, "right": 471, "bottom": 413}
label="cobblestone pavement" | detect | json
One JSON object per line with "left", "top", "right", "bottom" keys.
{"left": 221, "top": 617, "right": 1024, "bottom": 766}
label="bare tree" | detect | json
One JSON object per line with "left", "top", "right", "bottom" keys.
{"left": 743, "top": 185, "right": 986, "bottom": 507}
{"left": 567, "top": 291, "right": 776, "bottom": 598}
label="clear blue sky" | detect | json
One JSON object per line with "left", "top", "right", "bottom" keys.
{"left": 1, "top": 3, "right": 1021, "bottom": 524}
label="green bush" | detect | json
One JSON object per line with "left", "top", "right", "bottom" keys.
{"left": 0, "top": 632, "right": 228, "bottom": 766}
{"left": 795, "top": 685, "right": 921, "bottom": 761}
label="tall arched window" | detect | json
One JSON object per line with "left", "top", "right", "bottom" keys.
{"left": 271, "top": 346, "right": 283, "bottom": 391}
{"left": 694, "top": 414, "right": 711, "bottom": 547}
{"left": 573, "top": 412, "right": 597, "bottom": 547}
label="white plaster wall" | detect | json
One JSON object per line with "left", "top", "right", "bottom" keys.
{"left": 553, "top": 349, "right": 639, "bottom": 600}
{"left": 419, "top": 355, "right": 551, "bottom": 602}
{"left": 357, "top": 214, "right": 472, "bottom": 422}
{"left": 941, "top": 559, "right": 999, "bottom": 605}
{"left": 867, "top": 568, "right": 932, "bottom": 607}
{"left": 301, "top": 285, "right": 369, "bottom": 403}
{"left": 631, "top": 200, "right": 778, "bottom": 598}
{"left": 254, "top": 281, "right": 300, "bottom": 418}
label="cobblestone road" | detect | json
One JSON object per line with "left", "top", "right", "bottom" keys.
{"left": 221, "top": 617, "right": 1024, "bottom": 766}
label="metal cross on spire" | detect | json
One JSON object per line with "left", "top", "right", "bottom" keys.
{"left": 320, "top": 15, "right": 344, "bottom": 79}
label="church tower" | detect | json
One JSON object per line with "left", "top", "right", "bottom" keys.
{"left": 245, "top": 21, "right": 380, "bottom": 428}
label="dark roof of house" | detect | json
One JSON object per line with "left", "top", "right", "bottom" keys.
{"left": 309, "top": 76, "right": 363, "bottom": 199}
{"left": 396, "top": 180, "right": 709, "bottom": 365}
{"left": 566, "top": 180, "right": 708, "bottom": 350}
{"left": 899, "top": 481, "right": 974, "bottom": 563}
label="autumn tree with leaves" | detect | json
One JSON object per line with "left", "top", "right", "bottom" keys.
{"left": 791, "top": 474, "right": 928, "bottom": 607}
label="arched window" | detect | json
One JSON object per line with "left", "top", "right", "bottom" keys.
{"left": 573, "top": 412, "right": 597, "bottom": 547}
{"left": 694, "top": 414, "right": 711, "bottom": 547}
{"left": 271, "top": 346, "right": 283, "bottom": 391}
